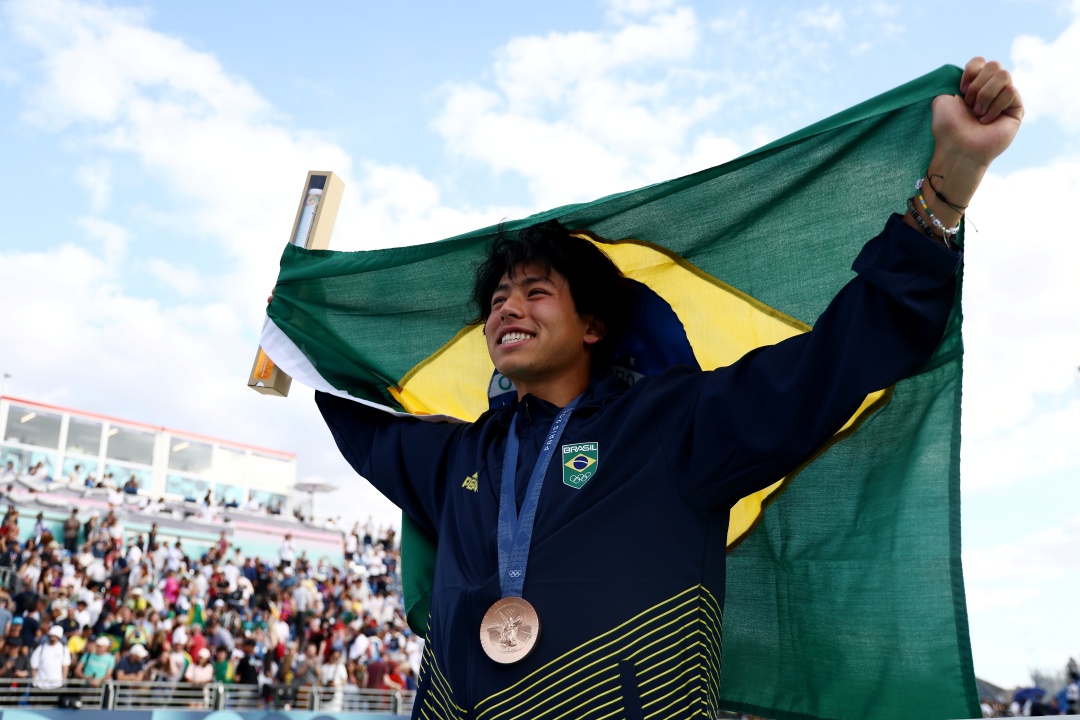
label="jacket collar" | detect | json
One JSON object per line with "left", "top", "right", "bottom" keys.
{"left": 496, "top": 373, "right": 629, "bottom": 427}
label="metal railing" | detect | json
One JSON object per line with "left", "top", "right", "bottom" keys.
{"left": 0, "top": 679, "right": 106, "bottom": 709}
{"left": 0, "top": 679, "right": 415, "bottom": 714}
{"left": 112, "top": 680, "right": 220, "bottom": 709}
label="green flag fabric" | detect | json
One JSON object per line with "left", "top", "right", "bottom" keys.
{"left": 263, "top": 66, "right": 978, "bottom": 720}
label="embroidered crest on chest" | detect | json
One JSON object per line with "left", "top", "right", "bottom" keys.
{"left": 561, "top": 442, "right": 599, "bottom": 489}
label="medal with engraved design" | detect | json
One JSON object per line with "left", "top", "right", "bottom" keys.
{"left": 484, "top": 394, "right": 583, "bottom": 663}
{"left": 480, "top": 596, "right": 540, "bottom": 663}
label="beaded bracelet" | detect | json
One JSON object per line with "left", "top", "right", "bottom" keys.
{"left": 925, "top": 172, "right": 968, "bottom": 213}
{"left": 907, "top": 196, "right": 954, "bottom": 250}
{"left": 915, "top": 178, "right": 961, "bottom": 239}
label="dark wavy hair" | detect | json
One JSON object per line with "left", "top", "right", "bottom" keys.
{"left": 469, "top": 220, "right": 632, "bottom": 369}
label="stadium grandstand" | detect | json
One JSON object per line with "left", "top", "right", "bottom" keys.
{"left": 0, "top": 395, "right": 416, "bottom": 714}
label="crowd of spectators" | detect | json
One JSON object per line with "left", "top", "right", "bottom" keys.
{"left": 979, "top": 659, "right": 1080, "bottom": 717}
{"left": 2, "top": 462, "right": 290, "bottom": 520}
{"left": 0, "top": 500, "right": 420, "bottom": 708}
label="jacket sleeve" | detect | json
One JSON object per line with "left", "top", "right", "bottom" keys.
{"left": 314, "top": 392, "right": 464, "bottom": 536}
{"left": 653, "top": 213, "right": 962, "bottom": 510}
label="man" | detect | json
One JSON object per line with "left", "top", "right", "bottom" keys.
{"left": 234, "top": 637, "right": 261, "bottom": 685}
{"left": 313, "top": 59, "right": 1022, "bottom": 717}
{"left": 30, "top": 625, "right": 71, "bottom": 690}
{"left": 53, "top": 607, "right": 79, "bottom": 637}
{"left": 290, "top": 643, "right": 320, "bottom": 692}
{"left": 67, "top": 624, "right": 92, "bottom": 657}
{"left": 279, "top": 534, "right": 295, "bottom": 568}
{"left": 113, "top": 643, "right": 150, "bottom": 681}
{"left": 206, "top": 617, "right": 235, "bottom": 654}
{"left": 62, "top": 509, "right": 80, "bottom": 555}
{"left": 74, "top": 636, "right": 115, "bottom": 686}
{"left": 291, "top": 577, "right": 313, "bottom": 644}
{"left": 19, "top": 598, "right": 43, "bottom": 647}
{"left": 166, "top": 540, "right": 183, "bottom": 572}
{"left": 216, "top": 530, "right": 230, "bottom": 558}
{"left": 0, "top": 637, "right": 30, "bottom": 680}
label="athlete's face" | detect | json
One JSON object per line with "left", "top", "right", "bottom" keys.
{"left": 485, "top": 263, "right": 603, "bottom": 393}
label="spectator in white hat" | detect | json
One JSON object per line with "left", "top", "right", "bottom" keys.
{"left": 115, "top": 643, "right": 151, "bottom": 682}
{"left": 185, "top": 647, "right": 213, "bottom": 684}
{"left": 74, "top": 636, "right": 115, "bottom": 686}
{"left": 30, "top": 625, "right": 71, "bottom": 689}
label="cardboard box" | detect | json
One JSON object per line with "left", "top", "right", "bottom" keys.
{"left": 248, "top": 171, "right": 345, "bottom": 397}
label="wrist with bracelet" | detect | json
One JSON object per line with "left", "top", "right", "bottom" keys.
{"left": 907, "top": 176, "right": 962, "bottom": 249}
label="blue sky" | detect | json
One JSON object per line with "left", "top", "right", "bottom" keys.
{"left": 1, "top": 0, "right": 1078, "bottom": 690}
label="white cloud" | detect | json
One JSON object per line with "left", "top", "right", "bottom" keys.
{"left": 1011, "top": 1, "right": 1080, "bottom": 130}
{"left": 0, "top": 0, "right": 522, "bottom": 530}
{"left": 76, "top": 215, "right": 128, "bottom": 262}
{"left": 8, "top": 0, "right": 268, "bottom": 129}
{"left": 605, "top": 0, "right": 676, "bottom": 20}
{"left": 434, "top": 6, "right": 744, "bottom": 208}
{"left": 144, "top": 258, "right": 205, "bottom": 297}
{"left": 797, "top": 5, "right": 845, "bottom": 34}
{"left": 960, "top": 159, "right": 1080, "bottom": 493}
{"left": 964, "top": 513, "right": 1080, "bottom": 684}
{"left": 75, "top": 159, "right": 111, "bottom": 211}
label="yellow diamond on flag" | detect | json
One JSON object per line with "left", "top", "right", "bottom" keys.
{"left": 565, "top": 454, "right": 596, "bottom": 472}
{"left": 390, "top": 235, "right": 887, "bottom": 549}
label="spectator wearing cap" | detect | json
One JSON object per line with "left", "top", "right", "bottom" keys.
{"left": 115, "top": 643, "right": 151, "bottom": 682}
{"left": 30, "top": 625, "right": 71, "bottom": 689}
{"left": 184, "top": 647, "right": 213, "bottom": 684}
{"left": 74, "top": 636, "right": 115, "bottom": 686}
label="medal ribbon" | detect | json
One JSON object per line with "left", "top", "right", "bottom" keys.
{"left": 497, "top": 395, "right": 582, "bottom": 599}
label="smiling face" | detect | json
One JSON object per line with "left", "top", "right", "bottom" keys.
{"left": 485, "top": 262, "right": 604, "bottom": 404}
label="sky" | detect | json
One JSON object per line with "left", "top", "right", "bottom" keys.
{"left": 0, "top": 0, "right": 1077, "bottom": 691}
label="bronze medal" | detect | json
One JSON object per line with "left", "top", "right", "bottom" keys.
{"left": 480, "top": 596, "right": 540, "bottom": 664}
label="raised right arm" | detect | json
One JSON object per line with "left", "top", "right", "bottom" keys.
{"left": 314, "top": 392, "right": 465, "bottom": 536}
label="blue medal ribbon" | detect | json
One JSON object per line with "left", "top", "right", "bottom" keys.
{"left": 497, "top": 394, "right": 582, "bottom": 599}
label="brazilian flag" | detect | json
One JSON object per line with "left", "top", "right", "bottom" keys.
{"left": 263, "top": 66, "right": 977, "bottom": 720}
{"left": 188, "top": 599, "right": 206, "bottom": 628}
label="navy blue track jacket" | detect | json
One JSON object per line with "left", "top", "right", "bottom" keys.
{"left": 317, "top": 214, "right": 962, "bottom": 719}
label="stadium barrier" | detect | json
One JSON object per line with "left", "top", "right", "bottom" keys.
{"left": 0, "top": 679, "right": 106, "bottom": 709}
{"left": 0, "top": 679, "right": 415, "bottom": 715}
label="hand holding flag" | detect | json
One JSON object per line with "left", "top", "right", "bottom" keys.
{"left": 920, "top": 57, "right": 1024, "bottom": 230}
